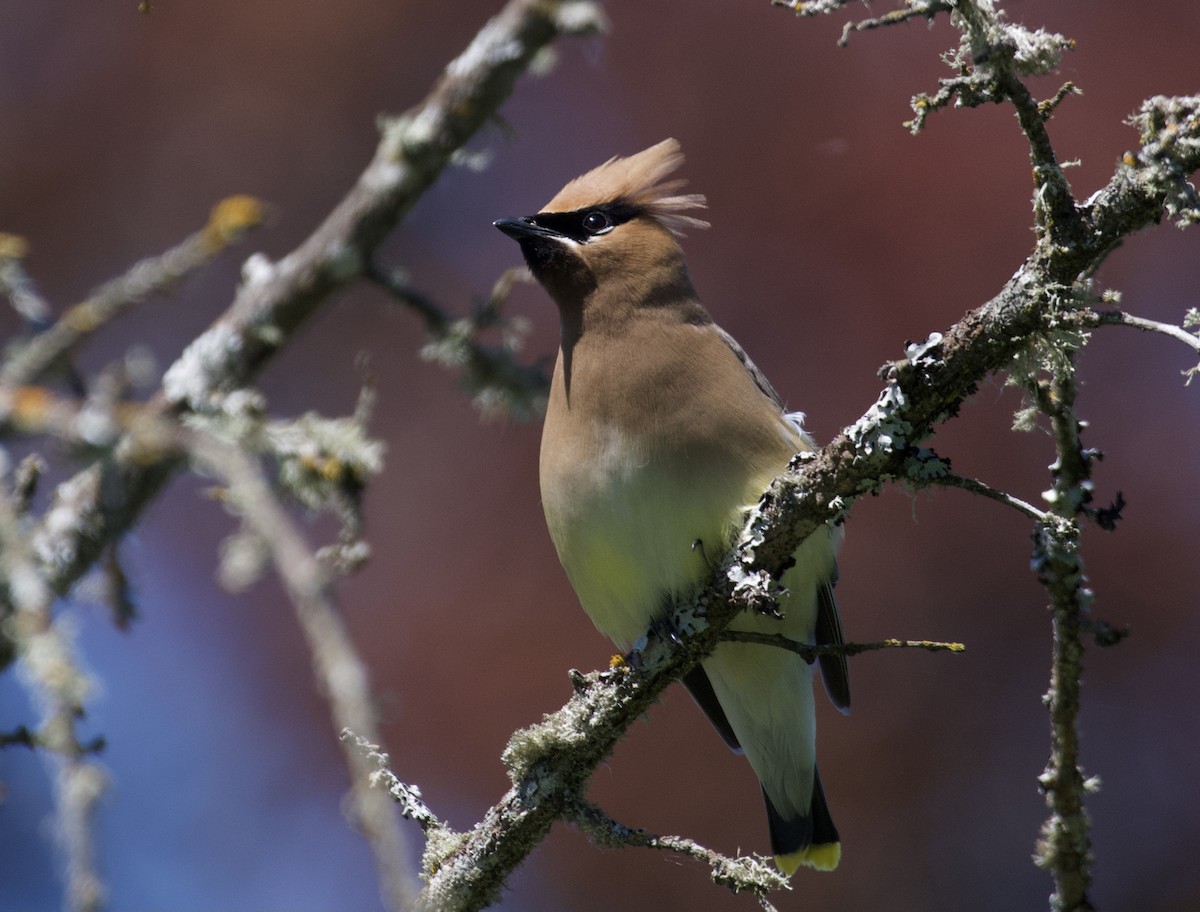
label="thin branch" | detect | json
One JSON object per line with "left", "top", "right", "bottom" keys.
{"left": 1078, "top": 307, "right": 1200, "bottom": 352}
{"left": 1029, "top": 364, "right": 1096, "bottom": 912}
{"left": 565, "top": 799, "right": 787, "bottom": 911}
{"left": 0, "top": 233, "right": 53, "bottom": 327}
{"left": 1, "top": 723, "right": 39, "bottom": 749}
{"left": 926, "top": 470, "right": 1050, "bottom": 522}
{"left": 343, "top": 729, "right": 447, "bottom": 832}
{"left": 0, "top": 466, "right": 107, "bottom": 912}
{"left": 775, "top": 0, "right": 956, "bottom": 48}
{"left": 0, "top": 197, "right": 264, "bottom": 388}
{"left": 718, "top": 631, "right": 965, "bottom": 660}
{"left": 769, "top": 0, "right": 851, "bottom": 14}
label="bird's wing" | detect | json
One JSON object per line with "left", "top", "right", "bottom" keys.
{"left": 714, "top": 322, "right": 847, "bottom": 710}
{"left": 815, "top": 575, "right": 851, "bottom": 714}
{"left": 713, "top": 325, "right": 787, "bottom": 411}
{"left": 681, "top": 666, "right": 743, "bottom": 753}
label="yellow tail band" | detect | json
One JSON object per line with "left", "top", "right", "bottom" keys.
{"left": 775, "top": 841, "right": 841, "bottom": 875}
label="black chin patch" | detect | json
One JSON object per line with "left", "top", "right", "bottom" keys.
{"left": 516, "top": 234, "right": 569, "bottom": 273}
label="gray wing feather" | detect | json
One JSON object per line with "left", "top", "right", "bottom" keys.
{"left": 714, "top": 325, "right": 786, "bottom": 410}
{"left": 715, "top": 323, "right": 846, "bottom": 709}
{"left": 815, "top": 575, "right": 851, "bottom": 714}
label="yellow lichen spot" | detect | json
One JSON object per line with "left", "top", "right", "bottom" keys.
{"left": 63, "top": 304, "right": 103, "bottom": 333}
{"left": 319, "top": 456, "right": 345, "bottom": 482}
{"left": 203, "top": 195, "right": 266, "bottom": 249}
{"left": 0, "top": 233, "right": 30, "bottom": 259}
{"left": 11, "top": 386, "right": 55, "bottom": 423}
{"left": 607, "top": 654, "right": 628, "bottom": 670}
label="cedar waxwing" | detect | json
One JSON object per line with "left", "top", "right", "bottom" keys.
{"left": 494, "top": 138, "right": 849, "bottom": 874}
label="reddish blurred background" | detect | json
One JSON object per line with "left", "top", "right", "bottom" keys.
{"left": 1, "top": 1, "right": 1197, "bottom": 909}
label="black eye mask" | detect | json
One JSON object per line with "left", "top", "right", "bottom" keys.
{"left": 527, "top": 201, "right": 641, "bottom": 243}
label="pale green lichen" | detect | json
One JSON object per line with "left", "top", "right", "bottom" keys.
{"left": 904, "top": 446, "right": 951, "bottom": 482}
{"left": 848, "top": 384, "right": 913, "bottom": 457}
{"left": 1128, "top": 95, "right": 1200, "bottom": 227}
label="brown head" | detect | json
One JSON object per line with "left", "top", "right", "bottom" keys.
{"left": 494, "top": 139, "right": 710, "bottom": 332}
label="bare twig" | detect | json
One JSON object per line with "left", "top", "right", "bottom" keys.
{"left": 1080, "top": 308, "right": 1200, "bottom": 352}
{"left": 1077, "top": 308, "right": 1200, "bottom": 382}
{"left": 927, "top": 470, "right": 1050, "bottom": 522}
{"left": 1, "top": 723, "right": 38, "bottom": 749}
{"left": 718, "top": 631, "right": 966, "bottom": 660}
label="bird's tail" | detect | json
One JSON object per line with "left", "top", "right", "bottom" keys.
{"left": 766, "top": 767, "right": 841, "bottom": 874}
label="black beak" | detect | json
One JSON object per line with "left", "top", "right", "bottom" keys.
{"left": 493, "top": 216, "right": 562, "bottom": 242}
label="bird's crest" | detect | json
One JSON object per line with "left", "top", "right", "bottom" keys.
{"left": 543, "top": 138, "right": 709, "bottom": 235}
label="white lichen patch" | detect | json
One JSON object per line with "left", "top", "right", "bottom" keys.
{"left": 162, "top": 322, "right": 243, "bottom": 409}
{"left": 848, "top": 384, "right": 912, "bottom": 457}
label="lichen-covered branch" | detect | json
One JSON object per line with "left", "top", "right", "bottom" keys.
{"left": 3, "top": 378, "right": 406, "bottom": 907}
{"left": 343, "top": 730, "right": 447, "bottom": 833}
{"left": 0, "top": 462, "right": 107, "bottom": 912}
{"left": 772, "top": 0, "right": 954, "bottom": 48}
{"left": 565, "top": 799, "right": 788, "bottom": 911}
{"left": 1030, "top": 367, "right": 1096, "bottom": 912}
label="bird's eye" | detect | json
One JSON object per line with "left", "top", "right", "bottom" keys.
{"left": 582, "top": 210, "right": 611, "bottom": 234}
